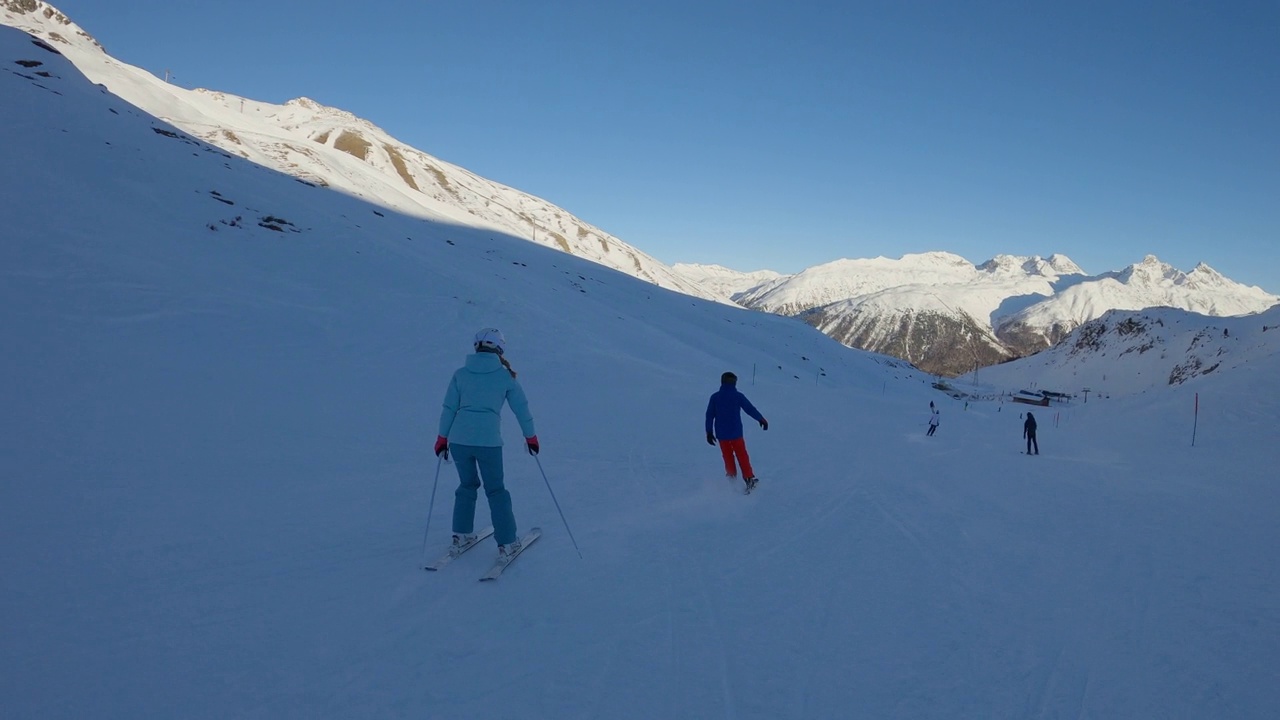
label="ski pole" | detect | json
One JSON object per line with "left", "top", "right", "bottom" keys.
{"left": 533, "top": 454, "right": 583, "bottom": 559}
{"left": 420, "top": 454, "right": 443, "bottom": 568}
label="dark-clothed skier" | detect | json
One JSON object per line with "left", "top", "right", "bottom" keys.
{"left": 705, "top": 372, "right": 767, "bottom": 491}
{"left": 1023, "top": 412, "right": 1039, "bottom": 455}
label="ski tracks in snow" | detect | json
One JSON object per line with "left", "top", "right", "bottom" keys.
{"left": 1025, "top": 642, "right": 1093, "bottom": 720}
{"left": 864, "top": 477, "right": 981, "bottom": 601}
{"left": 622, "top": 442, "right": 740, "bottom": 719}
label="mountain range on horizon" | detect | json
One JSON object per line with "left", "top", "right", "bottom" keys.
{"left": 4, "top": 0, "right": 1277, "bottom": 381}
{"left": 676, "top": 252, "right": 1279, "bottom": 376}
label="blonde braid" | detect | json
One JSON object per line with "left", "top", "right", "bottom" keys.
{"left": 500, "top": 355, "right": 517, "bottom": 378}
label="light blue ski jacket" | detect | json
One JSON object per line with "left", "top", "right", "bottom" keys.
{"left": 438, "top": 352, "right": 536, "bottom": 447}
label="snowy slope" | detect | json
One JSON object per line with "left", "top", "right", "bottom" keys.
{"left": 0, "top": 0, "right": 719, "bottom": 302}
{"left": 3, "top": 20, "right": 1280, "bottom": 720}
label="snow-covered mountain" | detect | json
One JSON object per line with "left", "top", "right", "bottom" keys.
{"left": 0, "top": 0, "right": 720, "bottom": 302}
{"left": 5, "top": 18, "right": 1280, "bottom": 720}
{"left": 723, "top": 251, "right": 1277, "bottom": 377}
{"left": 995, "top": 255, "right": 1280, "bottom": 352}
{"left": 982, "top": 304, "right": 1280, "bottom": 399}
{"left": 801, "top": 289, "right": 1013, "bottom": 377}
{"left": 977, "top": 253, "right": 1086, "bottom": 279}
{"left": 735, "top": 252, "right": 998, "bottom": 316}
{"left": 725, "top": 252, "right": 1078, "bottom": 375}
{"left": 671, "top": 263, "right": 782, "bottom": 301}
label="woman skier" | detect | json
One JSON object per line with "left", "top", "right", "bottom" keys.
{"left": 434, "top": 328, "right": 539, "bottom": 561}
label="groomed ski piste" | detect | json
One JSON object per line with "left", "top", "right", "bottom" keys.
{"left": 3, "top": 23, "right": 1278, "bottom": 719}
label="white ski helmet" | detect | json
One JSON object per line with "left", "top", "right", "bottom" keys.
{"left": 473, "top": 327, "right": 506, "bottom": 354}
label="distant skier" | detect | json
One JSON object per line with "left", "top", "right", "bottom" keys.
{"left": 705, "top": 372, "right": 767, "bottom": 492}
{"left": 434, "top": 328, "right": 539, "bottom": 562}
{"left": 927, "top": 401, "right": 940, "bottom": 436}
{"left": 1023, "top": 411, "right": 1039, "bottom": 455}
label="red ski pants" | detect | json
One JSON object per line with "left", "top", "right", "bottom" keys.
{"left": 718, "top": 437, "right": 755, "bottom": 479}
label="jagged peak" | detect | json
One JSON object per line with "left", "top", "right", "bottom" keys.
{"left": 1045, "top": 253, "right": 1084, "bottom": 275}
{"left": 1185, "top": 262, "right": 1245, "bottom": 291}
{"left": 1113, "top": 255, "right": 1185, "bottom": 286}
{"left": 1189, "top": 261, "right": 1222, "bottom": 277}
{"left": 980, "top": 254, "right": 1041, "bottom": 275}
{"left": 978, "top": 253, "right": 1083, "bottom": 278}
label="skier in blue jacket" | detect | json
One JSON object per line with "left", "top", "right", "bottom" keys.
{"left": 434, "top": 328, "right": 539, "bottom": 560}
{"left": 706, "top": 371, "right": 768, "bottom": 491}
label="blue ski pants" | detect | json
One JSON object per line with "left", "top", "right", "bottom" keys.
{"left": 450, "top": 444, "right": 518, "bottom": 546}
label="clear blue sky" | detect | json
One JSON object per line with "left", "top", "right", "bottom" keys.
{"left": 52, "top": 0, "right": 1280, "bottom": 291}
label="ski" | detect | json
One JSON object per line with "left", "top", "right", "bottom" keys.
{"left": 423, "top": 526, "right": 494, "bottom": 571}
{"left": 479, "top": 527, "right": 541, "bottom": 582}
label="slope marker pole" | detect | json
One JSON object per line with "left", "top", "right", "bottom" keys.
{"left": 1191, "top": 393, "right": 1199, "bottom": 447}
